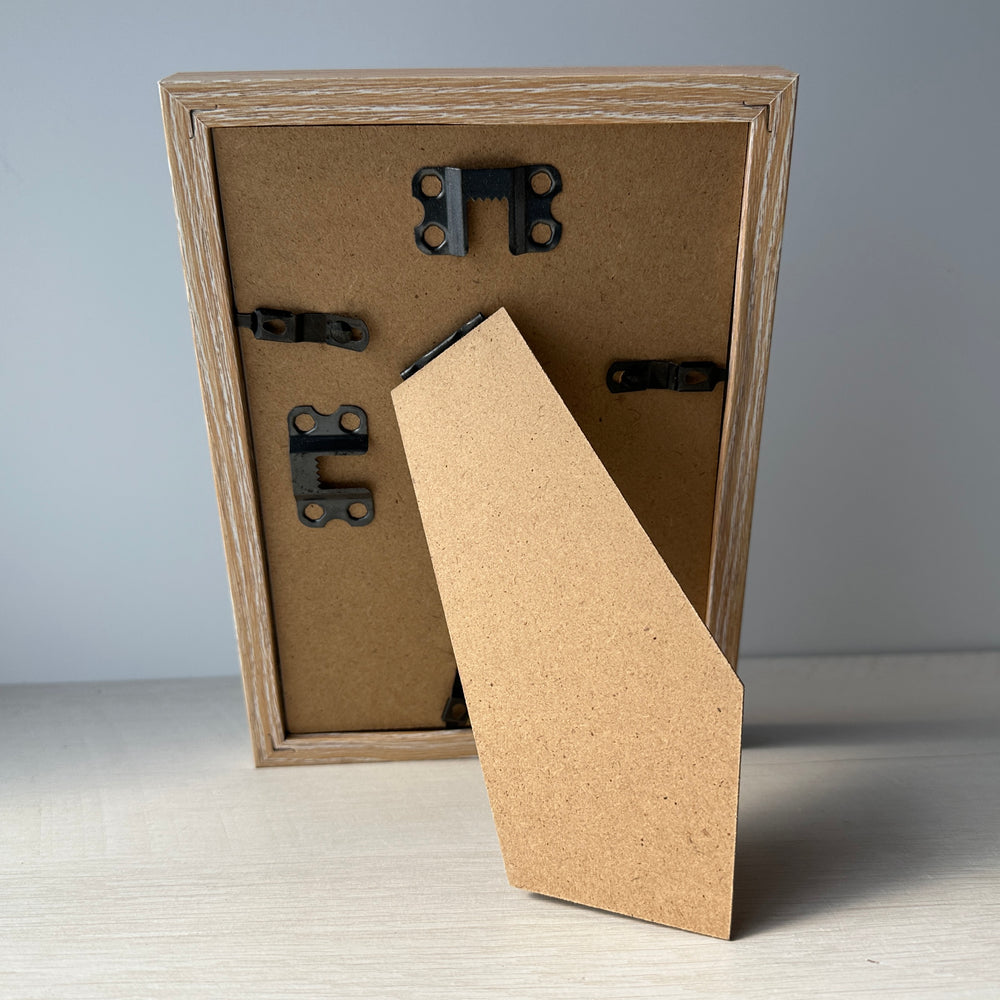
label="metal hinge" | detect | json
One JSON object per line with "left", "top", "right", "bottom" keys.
{"left": 400, "top": 313, "right": 486, "bottom": 380}
{"left": 236, "top": 308, "right": 369, "bottom": 351}
{"left": 412, "top": 165, "right": 562, "bottom": 257}
{"left": 288, "top": 405, "right": 374, "bottom": 527}
{"left": 606, "top": 360, "right": 727, "bottom": 394}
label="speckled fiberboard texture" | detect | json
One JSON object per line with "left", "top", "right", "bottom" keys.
{"left": 392, "top": 309, "right": 743, "bottom": 938}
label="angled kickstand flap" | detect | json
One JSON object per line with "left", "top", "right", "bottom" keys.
{"left": 391, "top": 308, "right": 743, "bottom": 939}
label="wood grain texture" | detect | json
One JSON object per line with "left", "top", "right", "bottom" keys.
{"left": 161, "top": 66, "right": 795, "bottom": 128}
{"left": 706, "top": 77, "right": 798, "bottom": 661}
{"left": 1, "top": 653, "right": 996, "bottom": 999}
{"left": 160, "top": 88, "right": 285, "bottom": 766}
{"left": 159, "top": 68, "right": 797, "bottom": 765}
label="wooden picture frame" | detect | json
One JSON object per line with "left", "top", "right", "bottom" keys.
{"left": 160, "top": 67, "right": 797, "bottom": 766}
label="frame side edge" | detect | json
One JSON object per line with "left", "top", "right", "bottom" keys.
{"left": 707, "top": 77, "right": 799, "bottom": 664}
{"left": 160, "top": 88, "right": 285, "bottom": 765}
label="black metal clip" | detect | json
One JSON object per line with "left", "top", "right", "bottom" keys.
{"left": 606, "top": 360, "right": 727, "bottom": 394}
{"left": 442, "top": 672, "right": 470, "bottom": 728}
{"left": 288, "top": 405, "right": 374, "bottom": 527}
{"left": 412, "top": 165, "right": 562, "bottom": 256}
{"left": 236, "top": 308, "right": 369, "bottom": 351}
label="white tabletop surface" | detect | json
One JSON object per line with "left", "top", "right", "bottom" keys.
{"left": 1, "top": 653, "right": 997, "bottom": 999}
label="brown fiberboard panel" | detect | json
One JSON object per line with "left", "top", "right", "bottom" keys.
{"left": 392, "top": 309, "right": 743, "bottom": 938}
{"left": 213, "top": 122, "right": 746, "bottom": 735}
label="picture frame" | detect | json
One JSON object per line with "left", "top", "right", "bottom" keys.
{"left": 160, "top": 67, "right": 797, "bottom": 765}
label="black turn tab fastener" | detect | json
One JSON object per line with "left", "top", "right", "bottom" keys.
{"left": 442, "top": 672, "right": 470, "bottom": 728}
{"left": 288, "top": 405, "right": 374, "bottom": 527}
{"left": 236, "top": 308, "right": 369, "bottom": 351}
{"left": 606, "top": 360, "right": 727, "bottom": 394}
{"left": 412, "top": 165, "right": 562, "bottom": 256}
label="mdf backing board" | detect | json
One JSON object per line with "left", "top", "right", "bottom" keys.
{"left": 213, "top": 122, "right": 747, "bottom": 735}
{"left": 392, "top": 309, "right": 743, "bottom": 938}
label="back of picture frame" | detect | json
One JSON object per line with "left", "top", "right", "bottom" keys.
{"left": 160, "top": 67, "right": 797, "bottom": 765}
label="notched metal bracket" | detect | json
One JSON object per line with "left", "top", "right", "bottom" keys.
{"left": 606, "top": 360, "right": 727, "bottom": 394}
{"left": 237, "top": 308, "right": 369, "bottom": 351}
{"left": 288, "top": 405, "right": 374, "bottom": 527}
{"left": 412, "top": 165, "right": 562, "bottom": 256}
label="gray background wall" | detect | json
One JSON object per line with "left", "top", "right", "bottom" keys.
{"left": 1, "top": 1, "right": 997, "bottom": 683}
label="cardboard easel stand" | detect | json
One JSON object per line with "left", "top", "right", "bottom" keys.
{"left": 393, "top": 308, "right": 743, "bottom": 938}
